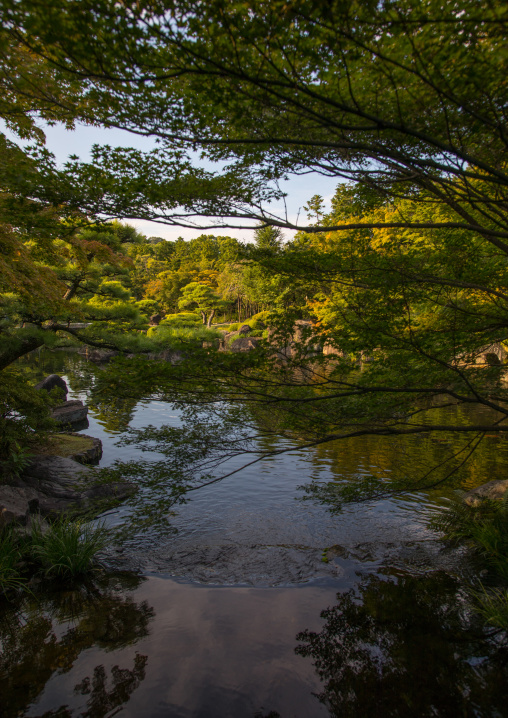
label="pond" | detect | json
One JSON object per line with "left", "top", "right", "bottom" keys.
{"left": 2, "top": 348, "right": 508, "bottom": 717}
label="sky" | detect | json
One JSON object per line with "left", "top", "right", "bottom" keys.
{"left": 4, "top": 121, "right": 341, "bottom": 243}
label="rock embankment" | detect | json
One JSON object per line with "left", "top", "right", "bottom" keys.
{"left": 0, "top": 454, "right": 134, "bottom": 528}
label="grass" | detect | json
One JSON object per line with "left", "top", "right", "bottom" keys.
{"left": 1, "top": 517, "right": 111, "bottom": 596}
{"left": 30, "top": 518, "right": 109, "bottom": 578}
{"left": 37, "top": 433, "right": 96, "bottom": 458}
{"left": 0, "top": 529, "right": 26, "bottom": 596}
{"left": 432, "top": 496, "right": 508, "bottom": 630}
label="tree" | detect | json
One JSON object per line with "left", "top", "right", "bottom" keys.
{"left": 1, "top": 0, "right": 506, "bottom": 241}
{"left": 3, "top": 0, "right": 508, "bottom": 495}
{"left": 178, "top": 283, "right": 227, "bottom": 327}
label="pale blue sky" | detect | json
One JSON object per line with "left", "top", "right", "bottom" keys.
{"left": 5, "top": 121, "right": 340, "bottom": 243}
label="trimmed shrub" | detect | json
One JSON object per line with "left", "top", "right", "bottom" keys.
{"left": 159, "top": 312, "right": 202, "bottom": 327}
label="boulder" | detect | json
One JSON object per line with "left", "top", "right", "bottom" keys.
{"left": 323, "top": 342, "right": 345, "bottom": 357}
{"left": 239, "top": 324, "right": 252, "bottom": 335}
{"left": 19, "top": 455, "right": 134, "bottom": 517}
{"left": 147, "top": 349, "right": 184, "bottom": 363}
{"left": 0, "top": 453, "right": 135, "bottom": 526}
{"left": 229, "top": 336, "right": 261, "bottom": 353}
{"left": 51, "top": 400, "right": 88, "bottom": 426}
{"left": 35, "top": 374, "right": 68, "bottom": 398}
{"left": 149, "top": 313, "right": 162, "bottom": 326}
{"left": 0, "top": 485, "right": 40, "bottom": 528}
{"left": 463, "top": 479, "right": 508, "bottom": 506}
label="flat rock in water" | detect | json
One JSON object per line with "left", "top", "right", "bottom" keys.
{"left": 51, "top": 400, "right": 88, "bottom": 426}
{"left": 464, "top": 478, "right": 508, "bottom": 505}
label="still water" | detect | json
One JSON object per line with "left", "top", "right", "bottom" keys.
{"left": 2, "top": 349, "right": 508, "bottom": 717}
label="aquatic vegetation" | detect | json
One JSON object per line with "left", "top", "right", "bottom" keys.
{"left": 30, "top": 518, "right": 109, "bottom": 579}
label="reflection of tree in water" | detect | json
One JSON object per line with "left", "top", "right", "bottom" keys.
{"left": 296, "top": 571, "right": 508, "bottom": 718}
{"left": 39, "top": 654, "right": 147, "bottom": 718}
{"left": 0, "top": 573, "right": 154, "bottom": 718}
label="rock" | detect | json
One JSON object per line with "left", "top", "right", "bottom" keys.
{"left": 463, "top": 479, "right": 508, "bottom": 506}
{"left": 0, "top": 485, "right": 40, "bottom": 527}
{"left": 239, "top": 324, "right": 252, "bottom": 335}
{"left": 16, "top": 455, "right": 134, "bottom": 517}
{"left": 229, "top": 336, "right": 261, "bottom": 352}
{"left": 58, "top": 433, "right": 103, "bottom": 464}
{"left": 51, "top": 400, "right": 88, "bottom": 426}
{"left": 149, "top": 313, "right": 162, "bottom": 326}
{"left": 0, "top": 452, "right": 135, "bottom": 525}
{"left": 474, "top": 342, "right": 508, "bottom": 365}
{"left": 35, "top": 374, "right": 68, "bottom": 398}
{"left": 147, "top": 349, "right": 184, "bottom": 363}
{"left": 77, "top": 346, "right": 119, "bottom": 363}
{"left": 323, "top": 342, "right": 345, "bottom": 356}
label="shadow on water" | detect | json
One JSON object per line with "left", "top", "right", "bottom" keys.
{"left": 296, "top": 569, "right": 508, "bottom": 718}
{"left": 0, "top": 573, "right": 154, "bottom": 718}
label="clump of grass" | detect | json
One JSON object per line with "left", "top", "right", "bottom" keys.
{"left": 0, "top": 529, "right": 26, "bottom": 596}
{"left": 30, "top": 518, "right": 109, "bottom": 578}
{"left": 474, "top": 587, "right": 508, "bottom": 629}
{"left": 432, "top": 496, "right": 508, "bottom": 629}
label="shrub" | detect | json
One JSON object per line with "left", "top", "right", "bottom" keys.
{"left": 248, "top": 311, "right": 270, "bottom": 329}
{"left": 30, "top": 518, "right": 109, "bottom": 579}
{"left": 226, "top": 323, "right": 240, "bottom": 332}
{"left": 148, "top": 325, "right": 221, "bottom": 347}
{"left": 159, "top": 312, "right": 201, "bottom": 327}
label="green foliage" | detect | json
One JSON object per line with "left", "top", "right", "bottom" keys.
{"left": 134, "top": 299, "right": 160, "bottom": 316}
{"left": 0, "top": 529, "right": 25, "bottom": 596}
{"left": 30, "top": 518, "right": 109, "bottom": 579}
{"left": 147, "top": 325, "right": 220, "bottom": 347}
{"left": 0, "top": 369, "right": 56, "bottom": 465}
{"left": 432, "top": 498, "right": 508, "bottom": 629}
{"left": 178, "top": 282, "right": 228, "bottom": 326}
{"left": 159, "top": 312, "right": 202, "bottom": 327}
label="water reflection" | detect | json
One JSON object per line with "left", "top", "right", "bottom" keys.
{"left": 296, "top": 570, "right": 508, "bottom": 717}
{"left": 0, "top": 573, "right": 154, "bottom": 718}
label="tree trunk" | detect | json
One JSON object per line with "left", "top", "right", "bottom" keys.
{"left": 200, "top": 310, "right": 206, "bottom": 324}
{"left": 207, "top": 309, "right": 215, "bottom": 328}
